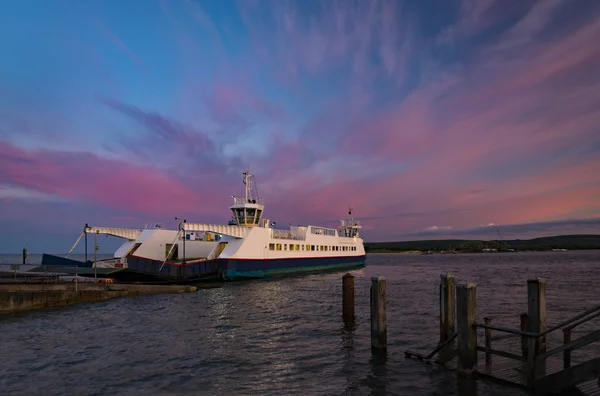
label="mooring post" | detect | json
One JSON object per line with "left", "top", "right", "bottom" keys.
{"left": 484, "top": 317, "right": 492, "bottom": 365}
{"left": 456, "top": 282, "right": 477, "bottom": 377}
{"left": 342, "top": 273, "right": 355, "bottom": 323}
{"left": 563, "top": 328, "right": 572, "bottom": 369}
{"left": 94, "top": 231, "right": 99, "bottom": 281}
{"left": 440, "top": 273, "right": 456, "bottom": 343}
{"left": 84, "top": 224, "right": 88, "bottom": 262}
{"left": 370, "top": 276, "right": 387, "bottom": 352}
{"left": 527, "top": 278, "right": 547, "bottom": 381}
{"left": 520, "top": 312, "right": 529, "bottom": 357}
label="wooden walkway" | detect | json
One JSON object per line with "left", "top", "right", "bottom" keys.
{"left": 404, "top": 274, "right": 600, "bottom": 396}
{"left": 578, "top": 380, "right": 600, "bottom": 396}
{"left": 476, "top": 354, "right": 600, "bottom": 395}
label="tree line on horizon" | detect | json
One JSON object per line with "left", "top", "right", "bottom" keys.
{"left": 364, "top": 234, "right": 600, "bottom": 253}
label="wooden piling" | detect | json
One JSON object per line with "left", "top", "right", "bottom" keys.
{"left": 370, "top": 276, "right": 387, "bottom": 352}
{"left": 484, "top": 317, "right": 492, "bottom": 365}
{"left": 527, "top": 278, "right": 547, "bottom": 382}
{"left": 520, "top": 312, "right": 529, "bottom": 357}
{"left": 440, "top": 273, "right": 456, "bottom": 343}
{"left": 457, "top": 282, "right": 477, "bottom": 377}
{"left": 563, "top": 328, "right": 572, "bottom": 369}
{"left": 342, "top": 273, "right": 355, "bottom": 323}
{"left": 527, "top": 278, "right": 547, "bottom": 354}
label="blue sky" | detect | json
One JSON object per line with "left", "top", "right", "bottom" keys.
{"left": 1, "top": 0, "right": 599, "bottom": 253}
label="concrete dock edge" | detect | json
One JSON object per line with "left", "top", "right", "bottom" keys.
{"left": 0, "top": 283, "right": 197, "bottom": 315}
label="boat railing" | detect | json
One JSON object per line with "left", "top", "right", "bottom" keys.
{"left": 232, "top": 196, "right": 264, "bottom": 205}
{"left": 271, "top": 229, "right": 305, "bottom": 240}
{"left": 144, "top": 223, "right": 165, "bottom": 229}
{"left": 340, "top": 219, "right": 361, "bottom": 228}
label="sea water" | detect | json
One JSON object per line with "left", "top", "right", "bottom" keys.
{"left": 0, "top": 250, "right": 598, "bottom": 395}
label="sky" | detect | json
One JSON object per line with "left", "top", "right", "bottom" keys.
{"left": 1, "top": 0, "right": 600, "bottom": 253}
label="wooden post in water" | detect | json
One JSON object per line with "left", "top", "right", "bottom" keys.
{"left": 370, "top": 276, "right": 387, "bottom": 352}
{"left": 342, "top": 273, "right": 355, "bottom": 323}
{"left": 563, "top": 328, "right": 572, "bottom": 369}
{"left": 484, "top": 317, "right": 492, "bottom": 365}
{"left": 527, "top": 278, "right": 547, "bottom": 381}
{"left": 439, "top": 273, "right": 456, "bottom": 343}
{"left": 456, "top": 282, "right": 477, "bottom": 377}
{"left": 520, "top": 312, "right": 529, "bottom": 357}
{"left": 527, "top": 278, "right": 547, "bottom": 353}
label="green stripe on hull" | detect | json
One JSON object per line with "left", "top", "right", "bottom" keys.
{"left": 222, "top": 260, "right": 366, "bottom": 281}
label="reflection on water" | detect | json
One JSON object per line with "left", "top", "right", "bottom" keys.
{"left": 1, "top": 250, "right": 599, "bottom": 395}
{"left": 367, "top": 351, "right": 388, "bottom": 396}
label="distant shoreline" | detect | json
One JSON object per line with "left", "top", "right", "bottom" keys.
{"left": 364, "top": 234, "right": 600, "bottom": 254}
{"left": 365, "top": 249, "right": 599, "bottom": 255}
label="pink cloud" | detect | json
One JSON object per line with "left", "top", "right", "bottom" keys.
{"left": 0, "top": 142, "right": 229, "bottom": 219}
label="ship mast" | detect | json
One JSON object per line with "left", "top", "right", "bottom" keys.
{"left": 340, "top": 207, "right": 361, "bottom": 237}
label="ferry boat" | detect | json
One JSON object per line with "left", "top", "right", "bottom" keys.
{"left": 38, "top": 171, "right": 366, "bottom": 282}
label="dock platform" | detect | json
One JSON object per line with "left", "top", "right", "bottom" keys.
{"left": 402, "top": 274, "right": 600, "bottom": 396}
{"left": 477, "top": 354, "right": 600, "bottom": 395}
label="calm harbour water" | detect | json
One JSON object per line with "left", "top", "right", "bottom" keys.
{"left": 1, "top": 251, "right": 599, "bottom": 395}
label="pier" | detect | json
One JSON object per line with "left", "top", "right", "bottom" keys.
{"left": 0, "top": 283, "right": 197, "bottom": 315}
{"left": 342, "top": 273, "right": 600, "bottom": 395}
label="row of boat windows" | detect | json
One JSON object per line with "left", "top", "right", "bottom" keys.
{"left": 268, "top": 243, "right": 357, "bottom": 252}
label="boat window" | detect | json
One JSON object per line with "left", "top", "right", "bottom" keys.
{"left": 311, "top": 245, "right": 315, "bottom": 251}
{"left": 246, "top": 208, "right": 256, "bottom": 224}
{"left": 276, "top": 243, "right": 282, "bottom": 251}
{"left": 284, "top": 244, "right": 287, "bottom": 250}
{"left": 269, "top": 243, "right": 275, "bottom": 251}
